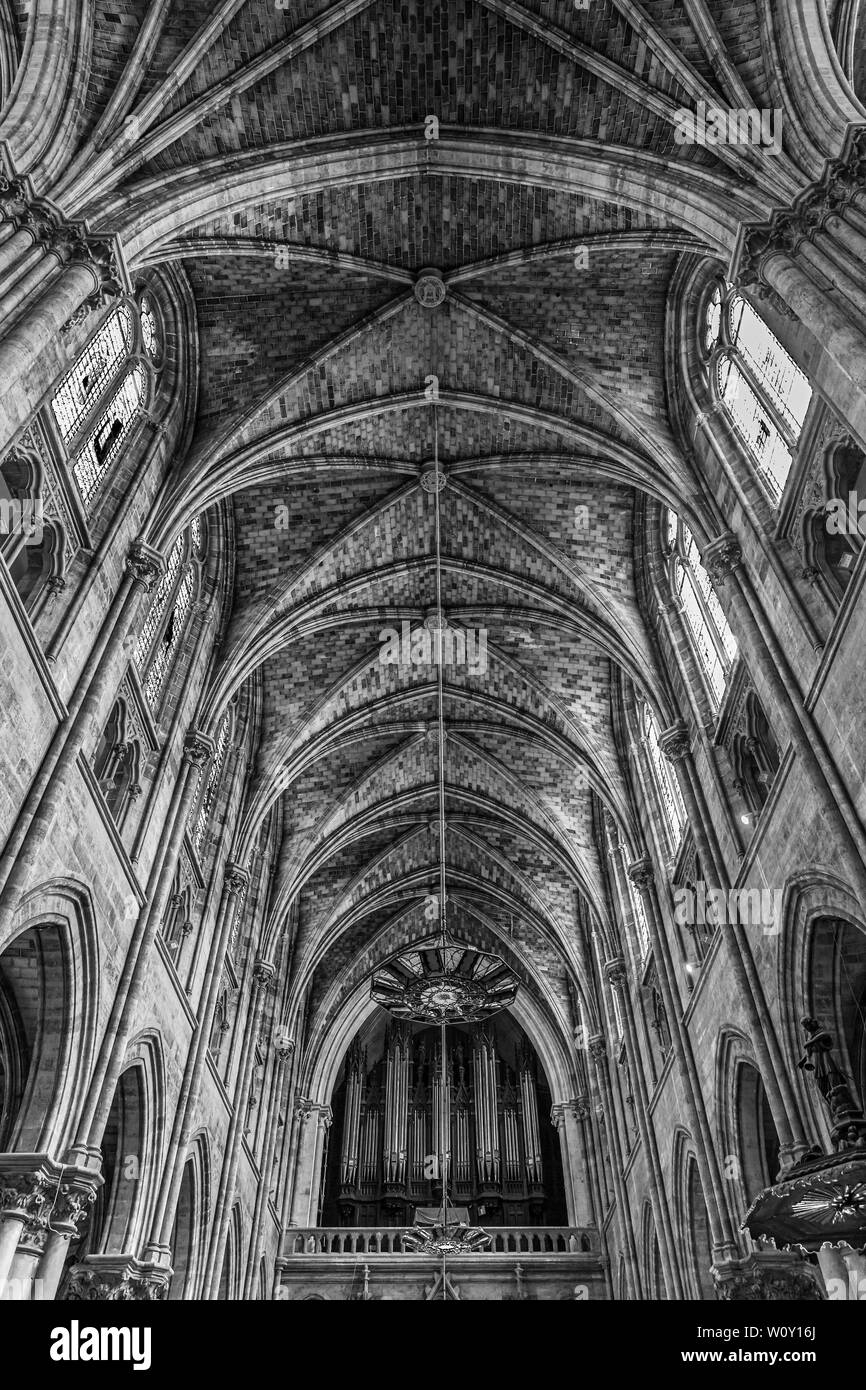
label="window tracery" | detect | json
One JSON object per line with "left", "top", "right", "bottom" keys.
{"left": 704, "top": 281, "right": 812, "bottom": 501}
{"left": 192, "top": 711, "right": 231, "bottom": 858}
{"left": 665, "top": 512, "right": 737, "bottom": 705}
{"left": 641, "top": 701, "right": 685, "bottom": 848}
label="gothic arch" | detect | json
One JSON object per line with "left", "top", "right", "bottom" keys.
{"left": 640, "top": 1202, "right": 664, "bottom": 1301}
{"left": 715, "top": 1029, "right": 781, "bottom": 1243}
{"left": 86, "top": 1030, "right": 166, "bottom": 1258}
{"left": 0, "top": 880, "right": 99, "bottom": 1155}
{"left": 217, "top": 1205, "right": 243, "bottom": 1302}
{"left": 672, "top": 1129, "right": 714, "bottom": 1301}
{"left": 169, "top": 1132, "right": 210, "bottom": 1301}
{"left": 779, "top": 872, "right": 866, "bottom": 1142}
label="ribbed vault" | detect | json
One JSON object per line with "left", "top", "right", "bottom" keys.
{"left": 6, "top": 0, "right": 859, "bottom": 1068}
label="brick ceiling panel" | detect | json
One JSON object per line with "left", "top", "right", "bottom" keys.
{"left": 183, "top": 179, "right": 665, "bottom": 271}
{"left": 186, "top": 256, "right": 398, "bottom": 430}
{"left": 80, "top": 1, "right": 150, "bottom": 141}
{"left": 143, "top": 0, "right": 692, "bottom": 171}
{"left": 65, "top": 0, "right": 792, "bottom": 999}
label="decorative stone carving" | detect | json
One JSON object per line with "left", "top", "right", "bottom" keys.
{"left": 253, "top": 958, "right": 276, "bottom": 989}
{"left": 224, "top": 862, "right": 249, "bottom": 896}
{"left": 702, "top": 534, "right": 743, "bottom": 588}
{"left": 125, "top": 543, "right": 164, "bottom": 592}
{"left": 413, "top": 270, "right": 446, "bottom": 308}
{"left": 605, "top": 958, "right": 627, "bottom": 991}
{"left": 657, "top": 724, "right": 690, "bottom": 764}
{"left": 0, "top": 166, "right": 127, "bottom": 331}
{"left": 627, "top": 858, "right": 654, "bottom": 893}
{"left": 714, "top": 1266, "right": 824, "bottom": 1301}
{"left": 737, "top": 129, "right": 866, "bottom": 318}
{"left": 420, "top": 468, "right": 447, "bottom": 493}
{"left": 183, "top": 729, "right": 214, "bottom": 767}
{"left": 61, "top": 1266, "right": 169, "bottom": 1301}
{"left": 0, "top": 1168, "right": 98, "bottom": 1249}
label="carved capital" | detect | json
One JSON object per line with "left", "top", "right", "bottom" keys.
{"left": 605, "top": 957, "right": 628, "bottom": 991}
{"left": 627, "top": 857, "right": 654, "bottom": 893}
{"left": 183, "top": 729, "right": 214, "bottom": 767}
{"left": 61, "top": 1265, "right": 170, "bottom": 1301}
{"left": 274, "top": 1029, "right": 295, "bottom": 1063}
{"left": 125, "top": 542, "right": 164, "bottom": 592}
{"left": 657, "top": 723, "right": 690, "bottom": 764}
{"left": 588, "top": 1034, "right": 607, "bottom": 1063}
{"left": 0, "top": 1172, "right": 51, "bottom": 1223}
{"left": 702, "top": 534, "right": 743, "bottom": 588}
{"left": 713, "top": 1265, "right": 824, "bottom": 1302}
{"left": 295, "top": 1095, "right": 329, "bottom": 1127}
{"left": 52, "top": 1181, "right": 98, "bottom": 1237}
{"left": 0, "top": 1168, "right": 98, "bottom": 1244}
{"left": 224, "top": 862, "right": 249, "bottom": 897}
{"left": 253, "top": 958, "right": 276, "bottom": 990}
{"left": 551, "top": 1097, "right": 589, "bottom": 1130}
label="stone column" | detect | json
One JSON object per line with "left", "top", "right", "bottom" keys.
{"left": 0, "top": 543, "right": 164, "bottom": 943}
{"left": 627, "top": 858, "right": 739, "bottom": 1274}
{"left": 605, "top": 957, "right": 683, "bottom": 1299}
{"left": 658, "top": 720, "right": 807, "bottom": 1166}
{"left": 287, "top": 1098, "right": 333, "bottom": 1230}
{"left": 0, "top": 1163, "right": 98, "bottom": 1299}
{"left": 201, "top": 958, "right": 276, "bottom": 1298}
{"left": 32, "top": 1175, "right": 100, "bottom": 1300}
{"left": 588, "top": 1035, "right": 641, "bottom": 1299}
{"left": 66, "top": 728, "right": 215, "bottom": 1169}
{"left": 738, "top": 133, "right": 866, "bottom": 441}
{"left": 703, "top": 534, "right": 866, "bottom": 904}
{"left": 242, "top": 1035, "right": 294, "bottom": 1298}
{"left": 550, "top": 1098, "right": 594, "bottom": 1228}
{"left": 141, "top": 862, "right": 251, "bottom": 1274}
{"left": 0, "top": 169, "right": 127, "bottom": 454}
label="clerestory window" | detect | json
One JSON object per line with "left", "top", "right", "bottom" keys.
{"left": 704, "top": 281, "right": 812, "bottom": 502}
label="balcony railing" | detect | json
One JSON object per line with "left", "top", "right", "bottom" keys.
{"left": 284, "top": 1226, "right": 598, "bottom": 1256}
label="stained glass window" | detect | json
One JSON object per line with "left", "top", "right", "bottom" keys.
{"left": 73, "top": 364, "right": 146, "bottom": 508}
{"left": 643, "top": 702, "right": 685, "bottom": 845}
{"left": 134, "top": 536, "right": 183, "bottom": 671}
{"left": 705, "top": 281, "right": 812, "bottom": 501}
{"left": 140, "top": 295, "right": 159, "bottom": 359}
{"left": 51, "top": 305, "right": 134, "bottom": 443}
{"left": 143, "top": 567, "right": 193, "bottom": 707}
{"left": 630, "top": 882, "right": 651, "bottom": 959}
{"left": 666, "top": 512, "right": 738, "bottom": 707}
{"left": 192, "top": 712, "right": 231, "bottom": 856}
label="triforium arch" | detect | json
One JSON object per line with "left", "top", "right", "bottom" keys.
{"left": 0, "top": 0, "right": 865, "bottom": 1307}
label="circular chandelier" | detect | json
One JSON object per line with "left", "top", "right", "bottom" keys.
{"left": 371, "top": 942, "right": 518, "bottom": 1024}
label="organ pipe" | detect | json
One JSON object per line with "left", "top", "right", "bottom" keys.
{"left": 431, "top": 1037, "right": 450, "bottom": 1180}
{"left": 474, "top": 1028, "right": 500, "bottom": 1184}
{"left": 383, "top": 1024, "right": 409, "bottom": 1185}
{"left": 336, "top": 1024, "right": 554, "bottom": 1220}
{"left": 340, "top": 1039, "right": 364, "bottom": 1186}
{"left": 520, "top": 1050, "right": 543, "bottom": 1185}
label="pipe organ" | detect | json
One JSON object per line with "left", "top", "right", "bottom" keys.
{"left": 328, "top": 1021, "right": 560, "bottom": 1227}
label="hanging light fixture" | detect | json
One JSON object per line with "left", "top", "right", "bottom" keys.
{"left": 370, "top": 942, "right": 518, "bottom": 1024}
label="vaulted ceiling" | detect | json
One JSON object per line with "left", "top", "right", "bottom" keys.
{"left": 11, "top": 0, "right": 857, "bottom": 1069}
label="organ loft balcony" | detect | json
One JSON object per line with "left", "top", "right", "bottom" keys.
{"left": 276, "top": 1225, "right": 607, "bottom": 1302}
{"left": 276, "top": 1012, "right": 607, "bottom": 1300}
